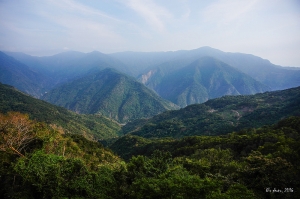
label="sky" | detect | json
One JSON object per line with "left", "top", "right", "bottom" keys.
{"left": 0, "top": 0, "right": 300, "bottom": 66}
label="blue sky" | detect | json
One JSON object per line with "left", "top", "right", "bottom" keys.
{"left": 0, "top": 0, "right": 299, "bottom": 66}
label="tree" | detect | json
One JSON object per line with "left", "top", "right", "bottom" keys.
{"left": 0, "top": 112, "right": 37, "bottom": 157}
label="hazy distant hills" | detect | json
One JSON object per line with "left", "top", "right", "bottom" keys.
{"left": 42, "top": 68, "right": 179, "bottom": 123}
{"left": 144, "top": 57, "right": 270, "bottom": 107}
{"left": 0, "top": 82, "right": 121, "bottom": 139}
{"left": 110, "top": 51, "right": 182, "bottom": 76}
{"left": 4, "top": 50, "right": 131, "bottom": 94}
{"left": 0, "top": 52, "right": 49, "bottom": 97}
{"left": 6, "top": 50, "right": 130, "bottom": 75}
{"left": 135, "top": 47, "right": 300, "bottom": 91}
{"left": 123, "top": 86, "right": 300, "bottom": 138}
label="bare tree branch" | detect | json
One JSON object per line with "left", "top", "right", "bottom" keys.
{"left": 0, "top": 112, "right": 37, "bottom": 157}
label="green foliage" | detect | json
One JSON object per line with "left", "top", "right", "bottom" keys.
{"left": 1, "top": 112, "right": 299, "bottom": 198}
{"left": 115, "top": 151, "right": 256, "bottom": 199}
{"left": 239, "top": 151, "right": 295, "bottom": 198}
{"left": 111, "top": 116, "right": 300, "bottom": 198}
{"left": 126, "top": 150, "right": 172, "bottom": 180}
{"left": 0, "top": 112, "right": 122, "bottom": 198}
{"left": 14, "top": 151, "right": 117, "bottom": 198}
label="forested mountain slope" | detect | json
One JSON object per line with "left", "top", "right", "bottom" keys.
{"left": 42, "top": 68, "right": 179, "bottom": 123}
{"left": 0, "top": 83, "right": 121, "bottom": 139}
{"left": 123, "top": 86, "right": 300, "bottom": 138}
{"left": 150, "top": 57, "right": 270, "bottom": 107}
{"left": 3, "top": 111, "right": 299, "bottom": 198}
{"left": 110, "top": 116, "right": 300, "bottom": 198}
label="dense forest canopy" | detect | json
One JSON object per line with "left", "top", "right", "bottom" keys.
{"left": 1, "top": 112, "right": 299, "bottom": 198}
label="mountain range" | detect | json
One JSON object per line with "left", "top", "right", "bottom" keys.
{"left": 41, "top": 68, "right": 179, "bottom": 123}
{"left": 135, "top": 47, "right": 300, "bottom": 107}
{"left": 123, "top": 47, "right": 300, "bottom": 91}
{"left": 5, "top": 47, "right": 300, "bottom": 93}
{"left": 1, "top": 46, "right": 300, "bottom": 122}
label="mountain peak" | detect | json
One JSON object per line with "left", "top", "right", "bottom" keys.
{"left": 152, "top": 57, "right": 270, "bottom": 107}
{"left": 42, "top": 68, "right": 178, "bottom": 123}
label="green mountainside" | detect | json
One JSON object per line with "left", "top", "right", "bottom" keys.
{"left": 123, "top": 86, "right": 300, "bottom": 138}
{"left": 42, "top": 68, "right": 179, "bottom": 123}
{"left": 112, "top": 116, "right": 300, "bottom": 160}
{"left": 153, "top": 57, "right": 270, "bottom": 107}
{"left": 0, "top": 82, "right": 121, "bottom": 139}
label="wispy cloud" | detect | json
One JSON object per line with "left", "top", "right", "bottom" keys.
{"left": 34, "top": 0, "right": 126, "bottom": 51}
{"left": 203, "top": 0, "right": 258, "bottom": 25}
{"left": 125, "top": 0, "right": 172, "bottom": 32}
{"left": 47, "top": 0, "right": 122, "bottom": 22}
{"left": 182, "top": 8, "right": 191, "bottom": 20}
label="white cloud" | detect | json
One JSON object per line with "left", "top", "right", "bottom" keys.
{"left": 203, "top": 0, "right": 258, "bottom": 25}
{"left": 126, "top": 0, "right": 172, "bottom": 32}
{"left": 47, "top": 0, "right": 121, "bottom": 22}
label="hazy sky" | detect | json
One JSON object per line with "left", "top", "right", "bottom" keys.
{"left": 0, "top": 0, "right": 300, "bottom": 66}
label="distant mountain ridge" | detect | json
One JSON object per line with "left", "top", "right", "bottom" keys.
{"left": 42, "top": 68, "right": 179, "bottom": 123}
{"left": 134, "top": 46, "right": 300, "bottom": 91}
{"left": 3, "top": 46, "right": 300, "bottom": 108}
